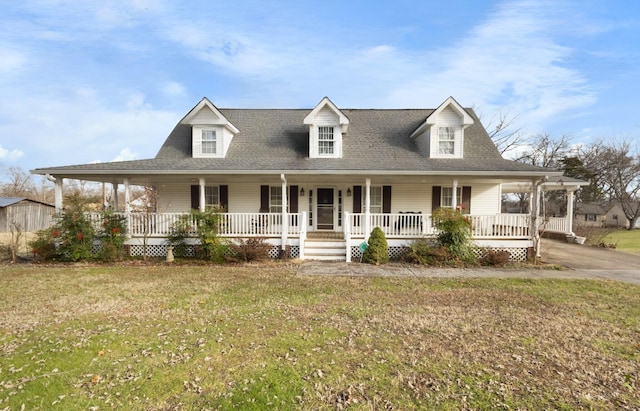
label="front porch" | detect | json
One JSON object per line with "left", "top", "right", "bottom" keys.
{"left": 86, "top": 211, "right": 572, "bottom": 262}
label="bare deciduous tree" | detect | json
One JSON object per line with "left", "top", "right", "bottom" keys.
{"left": 1, "top": 166, "right": 35, "bottom": 197}
{"left": 515, "top": 133, "right": 573, "bottom": 168}
{"left": 481, "top": 110, "right": 527, "bottom": 156}
{"left": 581, "top": 140, "right": 640, "bottom": 229}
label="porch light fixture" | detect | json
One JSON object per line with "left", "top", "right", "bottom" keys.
{"left": 300, "top": 187, "right": 305, "bottom": 196}
{"left": 346, "top": 188, "right": 352, "bottom": 197}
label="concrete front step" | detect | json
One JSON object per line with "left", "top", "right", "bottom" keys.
{"left": 304, "top": 238, "right": 347, "bottom": 261}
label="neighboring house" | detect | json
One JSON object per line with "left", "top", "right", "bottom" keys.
{"left": 604, "top": 201, "right": 640, "bottom": 229}
{"left": 574, "top": 202, "right": 609, "bottom": 228}
{"left": 31, "top": 96, "right": 583, "bottom": 261}
{"left": 0, "top": 197, "right": 55, "bottom": 232}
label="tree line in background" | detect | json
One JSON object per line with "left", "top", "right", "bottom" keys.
{"left": 2, "top": 127, "right": 640, "bottom": 229}
{"left": 489, "top": 112, "right": 640, "bottom": 229}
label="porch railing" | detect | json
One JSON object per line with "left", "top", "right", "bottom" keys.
{"left": 86, "top": 212, "right": 301, "bottom": 237}
{"left": 540, "top": 216, "right": 567, "bottom": 234}
{"left": 86, "top": 212, "right": 545, "bottom": 239}
{"left": 346, "top": 213, "right": 531, "bottom": 239}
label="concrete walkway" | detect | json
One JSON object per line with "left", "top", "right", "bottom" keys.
{"left": 297, "top": 239, "right": 640, "bottom": 284}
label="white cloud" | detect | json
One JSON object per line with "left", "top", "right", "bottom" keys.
{"left": 0, "top": 45, "right": 27, "bottom": 73}
{"left": 112, "top": 148, "right": 138, "bottom": 162}
{"left": 0, "top": 144, "right": 24, "bottom": 161}
{"left": 386, "top": 0, "right": 596, "bottom": 131}
{"left": 161, "top": 81, "right": 186, "bottom": 97}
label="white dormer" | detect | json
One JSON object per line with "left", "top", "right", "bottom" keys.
{"left": 410, "top": 96, "right": 474, "bottom": 159}
{"left": 304, "top": 97, "right": 349, "bottom": 159}
{"left": 180, "top": 97, "right": 240, "bottom": 158}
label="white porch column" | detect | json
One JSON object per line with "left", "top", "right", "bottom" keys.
{"left": 123, "top": 178, "right": 131, "bottom": 213}
{"left": 299, "top": 211, "right": 307, "bottom": 260}
{"left": 452, "top": 179, "right": 458, "bottom": 209}
{"left": 566, "top": 188, "right": 575, "bottom": 235}
{"left": 113, "top": 183, "right": 119, "bottom": 211}
{"left": 54, "top": 177, "right": 63, "bottom": 212}
{"left": 199, "top": 178, "right": 206, "bottom": 212}
{"left": 534, "top": 179, "right": 542, "bottom": 258}
{"left": 281, "top": 174, "right": 288, "bottom": 254}
{"left": 344, "top": 211, "right": 351, "bottom": 262}
{"left": 364, "top": 178, "right": 371, "bottom": 241}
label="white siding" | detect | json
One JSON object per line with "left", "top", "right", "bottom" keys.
{"left": 390, "top": 185, "right": 430, "bottom": 213}
{"left": 157, "top": 183, "right": 192, "bottom": 212}
{"left": 430, "top": 106, "right": 464, "bottom": 159}
{"left": 156, "top": 181, "right": 502, "bottom": 216}
{"left": 189, "top": 106, "right": 221, "bottom": 124}
{"left": 414, "top": 129, "right": 431, "bottom": 157}
{"left": 308, "top": 107, "right": 342, "bottom": 158}
{"left": 230, "top": 183, "right": 261, "bottom": 213}
{"left": 316, "top": 107, "right": 339, "bottom": 125}
{"left": 468, "top": 183, "right": 501, "bottom": 214}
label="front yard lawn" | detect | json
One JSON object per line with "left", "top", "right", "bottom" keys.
{"left": 604, "top": 229, "right": 640, "bottom": 254}
{"left": 1, "top": 264, "right": 638, "bottom": 410}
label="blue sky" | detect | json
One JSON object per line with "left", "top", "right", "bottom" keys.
{"left": 1, "top": 0, "right": 639, "bottom": 173}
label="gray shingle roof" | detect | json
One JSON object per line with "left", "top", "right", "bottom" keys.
{"left": 32, "top": 105, "right": 560, "bottom": 177}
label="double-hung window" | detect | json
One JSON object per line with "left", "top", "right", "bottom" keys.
{"left": 201, "top": 130, "right": 217, "bottom": 155}
{"left": 441, "top": 187, "right": 462, "bottom": 208}
{"left": 438, "top": 127, "right": 455, "bottom": 155}
{"left": 362, "top": 186, "right": 383, "bottom": 213}
{"left": 269, "top": 186, "right": 283, "bottom": 213}
{"left": 205, "top": 186, "right": 219, "bottom": 208}
{"left": 318, "top": 126, "right": 334, "bottom": 155}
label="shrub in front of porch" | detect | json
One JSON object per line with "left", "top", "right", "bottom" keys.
{"left": 362, "top": 227, "right": 389, "bottom": 265}
{"left": 228, "top": 238, "right": 272, "bottom": 262}
{"left": 167, "top": 208, "right": 231, "bottom": 262}
{"left": 97, "top": 210, "right": 128, "bottom": 262}
{"left": 433, "top": 208, "right": 475, "bottom": 264}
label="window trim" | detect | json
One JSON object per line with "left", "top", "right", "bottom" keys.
{"left": 438, "top": 126, "right": 455, "bottom": 155}
{"left": 317, "top": 126, "right": 335, "bottom": 156}
{"left": 204, "top": 185, "right": 219, "bottom": 208}
{"left": 269, "top": 186, "right": 283, "bottom": 213}
{"left": 201, "top": 129, "right": 217, "bottom": 155}
{"left": 441, "top": 186, "right": 463, "bottom": 209}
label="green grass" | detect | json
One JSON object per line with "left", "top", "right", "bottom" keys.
{"left": 1, "top": 264, "right": 639, "bottom": 410}
{"left": 603, "top": 229, "right": 640, "bottom": 254}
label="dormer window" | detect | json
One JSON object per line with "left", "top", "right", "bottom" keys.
{"left": 438, "top": 127, "right": 455, "bottom": 155}
{"left": 180, "top": 97, "right": 240, "bottom": 159}
{"left": 318, "top": 126, "right": 335, "bottom": 155}
{"left": 202, "top": 130, "right": 217, "bottom": 155}
{"left": 304, "top": 97, "right": 349, "bottom": 159}
{"left": 410, "top": 96, "right": 474, "bottom": 159}
{"left": 193, "top": 126, "right": 222, "bottom": 158}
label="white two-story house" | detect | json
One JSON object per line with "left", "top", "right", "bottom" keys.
{"left": 32, "top": 96, "right": 583, "bottom": 261}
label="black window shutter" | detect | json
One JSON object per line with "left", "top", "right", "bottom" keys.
{"left": 382, "top": 186, "right": 392, "bottom": 213}
{"left": 220, "top": 185, "right": 228, "bottom": 211}
{"left": 190, "top": 185, "right": 199, "bottom": 210}
{"left": 289, "top": 185, "right": 298, "bottom": 213}
{"left": 432, "top": 186, "right": 441, "bottom": 212}
{"left": 353, "top": 186, "right": 362, "bottom": 213}
{"left": 260, "top": 185, "right": 269, "bottom": 212}
{"left": 461, "top": 186, "right": 471, "bottom": 214}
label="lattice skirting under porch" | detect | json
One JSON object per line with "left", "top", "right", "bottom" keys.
{"left": 471, "top": 247, "right": 528, "bottom": 262}
{"left": 350, "top": 245, "right": 528, "bottom": 262}
{"left": 124, "top": 244, "right": 301, "bottom": 259}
